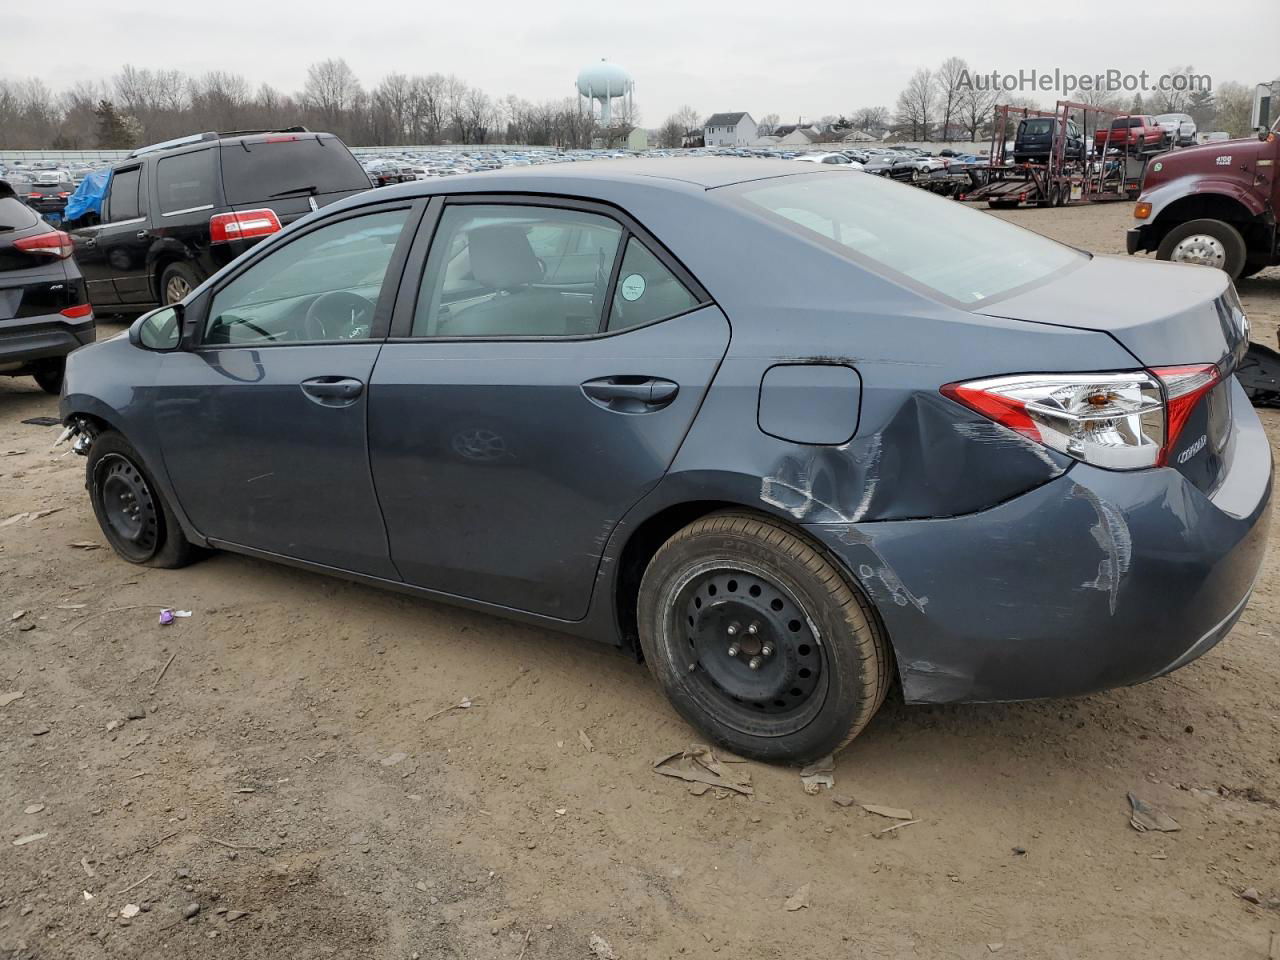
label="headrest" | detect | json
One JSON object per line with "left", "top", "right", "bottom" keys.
{"left": 468, "top": 224, "right": 542, "bottom": 289}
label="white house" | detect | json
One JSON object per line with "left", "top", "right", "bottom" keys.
{"left": 703, "top": 112, "right": 757, "bottom": 147}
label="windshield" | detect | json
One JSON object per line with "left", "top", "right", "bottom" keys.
{"left": 732, "top": 172, "right": 1084, "bottom": 306}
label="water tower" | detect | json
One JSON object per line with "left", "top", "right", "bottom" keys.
{"left": 576, "top": 59, "right": 634, "bottom": 126}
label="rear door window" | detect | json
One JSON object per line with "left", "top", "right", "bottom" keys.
{"left": 412, "top": 204, "right": 623, "bottom": 338}
{"left": 157, "top": 149, "right": 216, "bottom": 214}
{"left": 106, "top": 167, "right": 143, "bottom": 222}
{"left": 608, "top": 238, "right": 699, "bottom": 331}
{"left": 220, "top": 136, "right": 370, "bottom": 205}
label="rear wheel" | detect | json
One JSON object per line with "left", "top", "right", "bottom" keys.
{"left": 1156, "top": 219, "right": 1248, "bottom": 278}
{"left": 159, "top": 262, "right": 200, "bottom": 306}
{"left": 87, "top": 431, "right": 201, "bottom": 568}
{"left": 32, "top": 359, "right": 65, "bottom": 395}
{"left": 637, "top": 512, "right": 891, "bottom": 763}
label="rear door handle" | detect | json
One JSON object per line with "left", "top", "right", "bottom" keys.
{"left": 136, "top": 230, "right": 148, "bottom": 240}
{"left": 300, "top": 376, "right": 365, "bottom": 406}
{"left": 581, "top": 376, "right": 679, "bottom": 413}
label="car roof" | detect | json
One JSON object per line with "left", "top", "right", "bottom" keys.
{"left": 385, "top": 158, "right": 815, "bottom": 194}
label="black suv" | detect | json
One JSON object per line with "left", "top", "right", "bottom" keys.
{"left": 68, "top": 128, "right": 372, "bottom": 312}
{"left": 1012, "top": 117, "right": 1086, "bottom": 165}
{"left": 0, "top": 181, "right": 94, "bottom": 393}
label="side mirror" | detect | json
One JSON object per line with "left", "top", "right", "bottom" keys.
{"left": 1259, "top": 127, "right": 1272, "bottom": 142}
{"left": 129, "top": 304, "right": 183, "bottom": 352}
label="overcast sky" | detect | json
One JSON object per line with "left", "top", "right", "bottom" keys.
{"left": 5, "top": 0, "right": 1278, "bottom": 122}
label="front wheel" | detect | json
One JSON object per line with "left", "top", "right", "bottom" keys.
{"left": 87, "top": 431, "right": 202, "bottom": 567}
{"left": 637, "top": 512, "right": 891, "bottom": 763}
{"left": 1156, "top": 218, "right": 1248, "bottom": 278}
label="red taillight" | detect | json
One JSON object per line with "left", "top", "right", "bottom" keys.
{"left": 14, "top": 230, "right": 75, "bottom": 259}
{"left": 1151, "top": 364, "right": 1220, "bottom": 466}
{"left": 209, "top": 208, "right": 282, "bottom": 244}
{"left": 28, "top": 192, "right": 42, "bottom": 199}
{"left": 943, "top": 365, "right": 1222, "bottom": 472}
{"left": 58, "top": 191, "right": 71, "bottom": 198}
{"left": 60, "top": 304, "right": 93, "bottom": 320}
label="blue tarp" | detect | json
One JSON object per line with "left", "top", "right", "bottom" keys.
{"left": 63, "top": 168, "right": 110, "bottom": 221}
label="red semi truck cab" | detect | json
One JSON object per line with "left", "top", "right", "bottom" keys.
{"left": 1127, "top": 101, "right": 1279, "bottom": 279}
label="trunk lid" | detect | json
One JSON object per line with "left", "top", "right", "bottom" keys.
{"left": 978, "top": 254, "right": 1249, "bottom": 493}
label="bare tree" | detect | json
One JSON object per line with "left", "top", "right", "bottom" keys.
{"left": 957, "top": 84, "right": 996, "bottom": 142}
{"left": 303, "top": 58, "right": 362, "bottom": 129}
{"left": 895, "top": 68, "right": 935, "bottom": 139}
{"left": 934, "top": 57, "right": 969, "bottom": 140}
{"left": 757, "top": 112, "right": 780, "bottom": 136}
{"left": 1214, "top": 81, "right": 1254, "bottom": 137}
{"left": 851, "top": 106, "right": 889, "bottom": 133}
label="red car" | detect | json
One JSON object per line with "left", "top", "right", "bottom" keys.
{"left": 1094, "top": 115, "right": 1167, "bottom": 153}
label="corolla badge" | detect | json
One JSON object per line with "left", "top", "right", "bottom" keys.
{"left": 1177, "top": 434, "right": 1208, "bottom": 464}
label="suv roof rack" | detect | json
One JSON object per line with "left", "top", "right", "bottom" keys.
{"left": 126, "top": 126, "right": 313, "bottom": 160}
{"left": 216, "top": 126, "right": 311, "bottom": 139}
{"left": 128, "top": 132, "right": 219, "bottom": 159}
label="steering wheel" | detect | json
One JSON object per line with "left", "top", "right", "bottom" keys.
{"left": 303, "top": 291, "right": 376, "bottom": 341}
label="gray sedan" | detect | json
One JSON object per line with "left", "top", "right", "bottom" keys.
{"left": 60, "top": 159, "right": 1271, "bottom": 762}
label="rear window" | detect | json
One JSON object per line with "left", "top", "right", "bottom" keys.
{"left": 733, "top": 172, "right": 1083, "bottom": 306}
{"left": 0, "top": 196, "right": 39, "bottom": 230}
{"left": 220, "top": 136, "right": 370, "bottom": 205}
{"left": 1020, "top": 119, "right": 1053, "bottom": 135}
{"left": 157, "top": 149, "right": 216, "bottom": 214}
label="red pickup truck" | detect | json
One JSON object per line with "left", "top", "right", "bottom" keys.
{"left": 1095, "top": 115, "right": 1168, "bottom": 153}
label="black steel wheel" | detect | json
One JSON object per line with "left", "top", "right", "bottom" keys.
{"left": 678, "top": 563, "right": 828, "bottom": 733}
{"left": 86, "top": 431, "right": 202, "bottom": 568}
{"left": 96, "top": 453, "right": 160, "bottom": 561}
{"left": 638, "top": 512, "right": 891, "bottom": 763}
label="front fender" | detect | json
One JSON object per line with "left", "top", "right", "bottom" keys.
{"left": 1143, "top": 174, "right": 1267, "bottom": 224}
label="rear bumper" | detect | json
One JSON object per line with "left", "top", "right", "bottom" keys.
{"left": 0, "top": 313, "right": 96, "bottom": 370}
{"left": 805, "top": 378, "right": 1272, "bottom": 704}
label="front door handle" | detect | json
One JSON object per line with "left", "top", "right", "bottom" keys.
{"left": 136, "top": 230, "right": 148, "bottom": 240}
{"left": 300, "top": 376, "right": 365, "bottom": 407}
{"left": 581, "top": 376, "right": 679, "bottom": 413}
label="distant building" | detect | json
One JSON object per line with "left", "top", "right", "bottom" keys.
{"left": 627, "top": 128, "right": 649, "bottom": 150}
{"left": 682, "top": 128, "right": 705, "bottom": 148}
{"left": 841, "top": 129, "right": 877, "bottom": 143}
{"left": 775, "top": 125, "right": 820, "bottom": 146}
{"left": 704, "top": 112, "right": 757, "bottom": 147}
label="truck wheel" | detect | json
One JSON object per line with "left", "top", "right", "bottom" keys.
{"left": 159, "top": 262, "right": 201, "bottom": 306}
{"left": 637, "top": 511, "right": 892, "bottom": 763}
{"left": 87, "top": 431, "right": 203, "bottom": 568}
{"left": 1156, "top": 219, "right": 1248, "bottom": 278}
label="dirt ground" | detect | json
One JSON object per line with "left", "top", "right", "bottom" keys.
{"left": 1, "top": 200, "right": 1278, "bottom": 960}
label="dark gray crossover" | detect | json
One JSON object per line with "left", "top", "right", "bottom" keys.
{"left": 60, "top": 159, "right": 1272, "bottom": 762}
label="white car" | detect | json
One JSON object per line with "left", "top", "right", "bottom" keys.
{"left": 794, "top": 152, "right": 864, "bottom": 170}
{"left": 1155, "top": 113, "right": 1197, "bottom": 147}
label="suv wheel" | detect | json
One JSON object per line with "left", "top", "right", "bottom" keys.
{"left": 160, "top": 262, "right": 200, "bottom": 306}
{"left": 637, "top": 512, "right": 891, "bottom": 763}
{"left": 87, "top": 431, "right": 203, "bottom": 568}
{"left": 32, "top": 359, "right": 65, "bottom": 395}
{"left": 1157, "top": 219, "right": 1248, "bottom": 278}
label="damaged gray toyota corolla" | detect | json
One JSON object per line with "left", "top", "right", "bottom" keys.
{"left": 60, "top": 159, "right": 1272, "bottom": 763}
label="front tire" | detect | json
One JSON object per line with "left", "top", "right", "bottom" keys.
{"left": 1156, "top": 219, "right": 1248, "bottom": 278}
{"left": 87, "top": 431, "right": 201, "bottom": 568}
{"left": 637, "top": 512, "right": 891, "bottom": 763}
